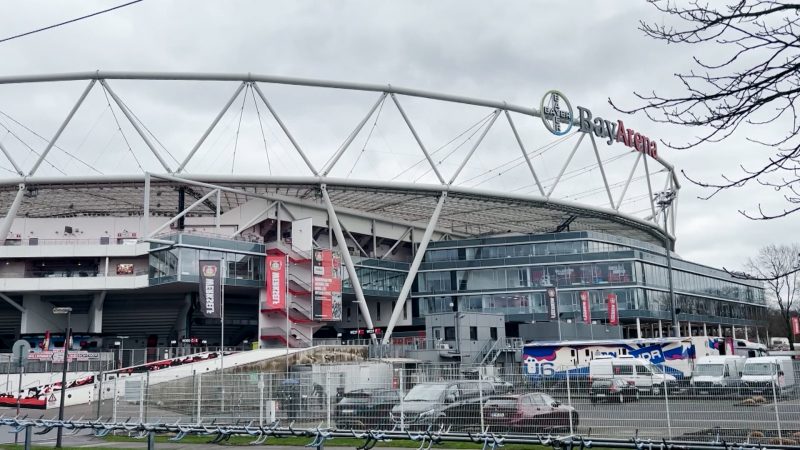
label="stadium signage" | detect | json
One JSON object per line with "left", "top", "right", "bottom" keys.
{"left": 198, "top": 260, "right": 221, "bottom": 319}
{"left": 540, "top": 90, "right": 658, "bottom": 159}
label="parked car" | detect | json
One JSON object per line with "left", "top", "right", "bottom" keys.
{"left": 589, "top": 379, "right": 638, "bottom": 403}
{"left": 690, "top": 355, "right": 746, "bottom": 397}
{"left": 589, "top": 355, "right": 677, "bottom": 395}
{"left": 483, "top": 392, "right": 578, "bottom": 433}
{"left": 390, "top": 380, "right": 497, "bottom": 431}
{"left": 741, "top": 356, "right": 796, "bottom": 397}
{"left": 334, "top": 388, "right": 400, "bottom": 429}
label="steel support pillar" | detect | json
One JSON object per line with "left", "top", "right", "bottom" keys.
{"left": 0, "top": 292, "right": 25, "bottom": 313}
{"left": 703, "top": 323, "right": 708, "bottom": 338}
{"left": 0, "top": 184, "right": 25, "bottom": 246}
{"left": 142, "top": 173, "right": 151, "bottom": 237}
{"left": 320, "top": 185, "right": 375, "bottom": 337}
{"left": 718, "top": 323, "right": 723, "bottom": 337}
{"left": 658, "top": 320, "right": 663, "bottom": 338}
{"left": 383, "top": 192, "right": 447, "bottom": 343}
{"left": 635, "top": 317, "right": 642, "bottom": 339}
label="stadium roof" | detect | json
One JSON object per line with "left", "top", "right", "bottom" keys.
{"left": 0, "top": 72, "right": 679, "bottom": 247}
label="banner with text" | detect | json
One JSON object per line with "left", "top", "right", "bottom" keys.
{"left": 198, "top": 260, "right": 221, "bottom": 319}
{"left": 607, "top": 293, "right": 619, "bottom": 326}
{"left": 792, "top": 316, "right": 800, "bottom": 335}
{"left": 312, "top": 249, "right": 342, "bottom": 321}
{"left": 546, "top": 287, "right": 558, "bottom": 320}
{"left": 580, "top": 291, "right": 591, "bottom": 324}
{"left": 265, "top": 255, "right": 286, "bottom": 311}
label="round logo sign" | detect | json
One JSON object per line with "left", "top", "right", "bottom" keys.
{"left": 201, "top": 265, "right": 217, "bottom": 277}
{"left": 270, "top": 260, "right": 282, "bottom": 271}
{"left": 540, "top": 90, "right": 573, "bottom": 136}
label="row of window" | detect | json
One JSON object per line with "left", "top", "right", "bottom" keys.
{"left": 419, "top": 262, "right": 636, "bottom": 293}
{"left": 425, "top": 240, "right": 632, "bottom": 262}
{"left": 417, "top": 287, "right": 766, "bottom": 322}
{"left": 149, "top": 248, "right": 263, "bottom": 282}
{"left": 417, "top": 261, "right": 763, "bottom": 305}
{"left": 640, "top": 262, "right": 764, "bottom": 304}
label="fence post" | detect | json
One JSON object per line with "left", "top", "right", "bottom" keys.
{"left": 565, "top": 368, "right": 574, "bottom": 436}
{"left": 478, "top": 371, "right": 485, "bottom": 432}
{"left": 96, "top": 370, "right": 103, "bottom": 419}
{"left": 662, "top": 374, "right": 672, "bottom": 439}
{"left": 24, "top": 424, "right": 32, "bottom": 450}
{"left": 400, "top": 369, "right": 405, "bottom": 431}
{"left": 112, "top": 376, "right": 118, "bottom": 424}
{"left": 138, "top": 374, "right": 145, "bottom": 423}
{"left": 326, "top": 371, "right": 332, "bottom": 428}
{"left": 771, "top": 374, "right": 782, "bottom": 441}
{"left": 196, "top": 373, "right": 203, "bottom": 425}
{"left": 259, "top": 373, "right": 265, "bottom": 426}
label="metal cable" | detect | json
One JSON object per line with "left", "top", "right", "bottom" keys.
{"left": 249, "top": 83, "right": 273, "bottom": 175}
{"left": 347, "top": 94, "right": 386, "bottom": 178}
{"left": 0, "top": 109, "right": 103, "bottom": 174}
{"left": 100, "top": 85, "right": 144, "bottom": 172}
{"left": 230, "top": 84, "right": 249, "bottom": 174}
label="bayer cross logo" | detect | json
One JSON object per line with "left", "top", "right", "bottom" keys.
{"left": 540, "top": 90, "right": 573, "bottom": 136}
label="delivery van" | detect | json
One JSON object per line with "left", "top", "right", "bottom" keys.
{"left": 741, "top": 356, "right": 796, "bottom": 397}
{"left": 690, "top": 355, "right": 746, "bottom": 396}
{"left": 589, "top": 355, "right": 676, "bottom": 395}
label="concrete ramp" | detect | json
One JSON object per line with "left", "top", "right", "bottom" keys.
{"left": 3, "top": 348, "right": 311, "bottom": 409}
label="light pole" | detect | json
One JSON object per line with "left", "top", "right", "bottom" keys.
{"left": 53, "top": 306, "right": 72, "bottom": 448}
{"left": 115, "top": 335, "right": 129, "bottom": 369}
{"left": 655, "top": 190, "right": 680, "bottom": 338}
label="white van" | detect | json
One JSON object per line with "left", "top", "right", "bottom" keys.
{"left": 741, "top": 356, "right": 796, "bottom": 396}
{"left": 589, "top": 355, "right": 676, "bottom": 394}
{"left": 690, "top": 355, "right": 746, "bottom": 396}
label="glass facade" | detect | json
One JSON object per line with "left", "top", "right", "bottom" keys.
{"left": 148, "top": 234, "right": 265, "bottom": 287}
{"left": 145, "top": 231, "right": 767, "bottom": 328}
{"left": 415, "top": 231, "right": 766, "bottom": 326}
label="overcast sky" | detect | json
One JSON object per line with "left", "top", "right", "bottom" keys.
{"left": 0, "top": 0, "right": 795, "bottom": 271}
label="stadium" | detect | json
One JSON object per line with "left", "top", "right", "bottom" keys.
{"left": 0, "top": 71, "right": 766, "bottom": 365}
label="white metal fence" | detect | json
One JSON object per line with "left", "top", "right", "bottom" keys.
{"left": 90, "top": 362, "right": 800, "bottom": 444}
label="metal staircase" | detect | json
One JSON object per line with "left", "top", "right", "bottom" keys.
{"left": 259, "top": 243, "right": 319, "bottom": 348}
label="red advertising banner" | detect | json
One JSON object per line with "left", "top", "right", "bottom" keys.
{"left": 607, "top": 293, "right": 619, "bottom": 326}
{"left": 265, "top": 255, "right": 286, "bottom": 310}
{"left": 792, "top": 316, "right": 800, "bottom": 336}
{"left": 580, "top": 291, "right": 591, "bottom": 324}
{"left": 313, "top": 249, "right": 342, "bottom": 321}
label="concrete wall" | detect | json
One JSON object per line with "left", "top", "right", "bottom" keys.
{"left": 425, "top": 312, "right": 506, "bottom": 361}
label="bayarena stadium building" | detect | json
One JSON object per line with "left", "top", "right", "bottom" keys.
{"left": 0, "top": 72, "right": 766, "bottom": 365}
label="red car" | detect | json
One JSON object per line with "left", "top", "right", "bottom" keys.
{"left": 483, "top": 393, "right": 578, "bottom": 434}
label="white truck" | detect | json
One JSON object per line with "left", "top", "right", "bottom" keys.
{"left": 689, "top": 355, "right": 746, "bottom": 396}
{"left": 589, "top": 355, "right": 677, "bottom": 395}
{"left": 741, "top": 356, "right": 796, "bottom": 397}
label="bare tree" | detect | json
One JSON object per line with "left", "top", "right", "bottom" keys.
{"left": 612, "top": 1, "right": 800, "bottom": 220}
{"left": 744, "top": 244, "right": 800, "bottom": 349}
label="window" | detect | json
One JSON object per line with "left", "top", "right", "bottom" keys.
{"left": 433, "top": 328, "right": 442, "bottom": 340}
{"left": 470, "top": 327, "right": 478, "bottom": 340}
{"left": 376, "top": 302, "right": 381, "bottom": 320}
{"left": 445, "top": 327, "right": 456, "bottom": 340}
{"left": 635, "top": 366, "right": 651, "bottom": 375}
{"left": 490, "top": 327, "right": 498, "bottom": 340}
{"left": 403, "top": 302, "right": 408, "bottom": 320}
{"left": 613, "top": 365, "right": 633, "bottom": 375}
{"left": 347, "top": 307, "right": 351, "bottom": 320}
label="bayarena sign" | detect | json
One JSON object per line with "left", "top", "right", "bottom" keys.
{"left": 540, "top": 90, "right": 658, "bottom": 159}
